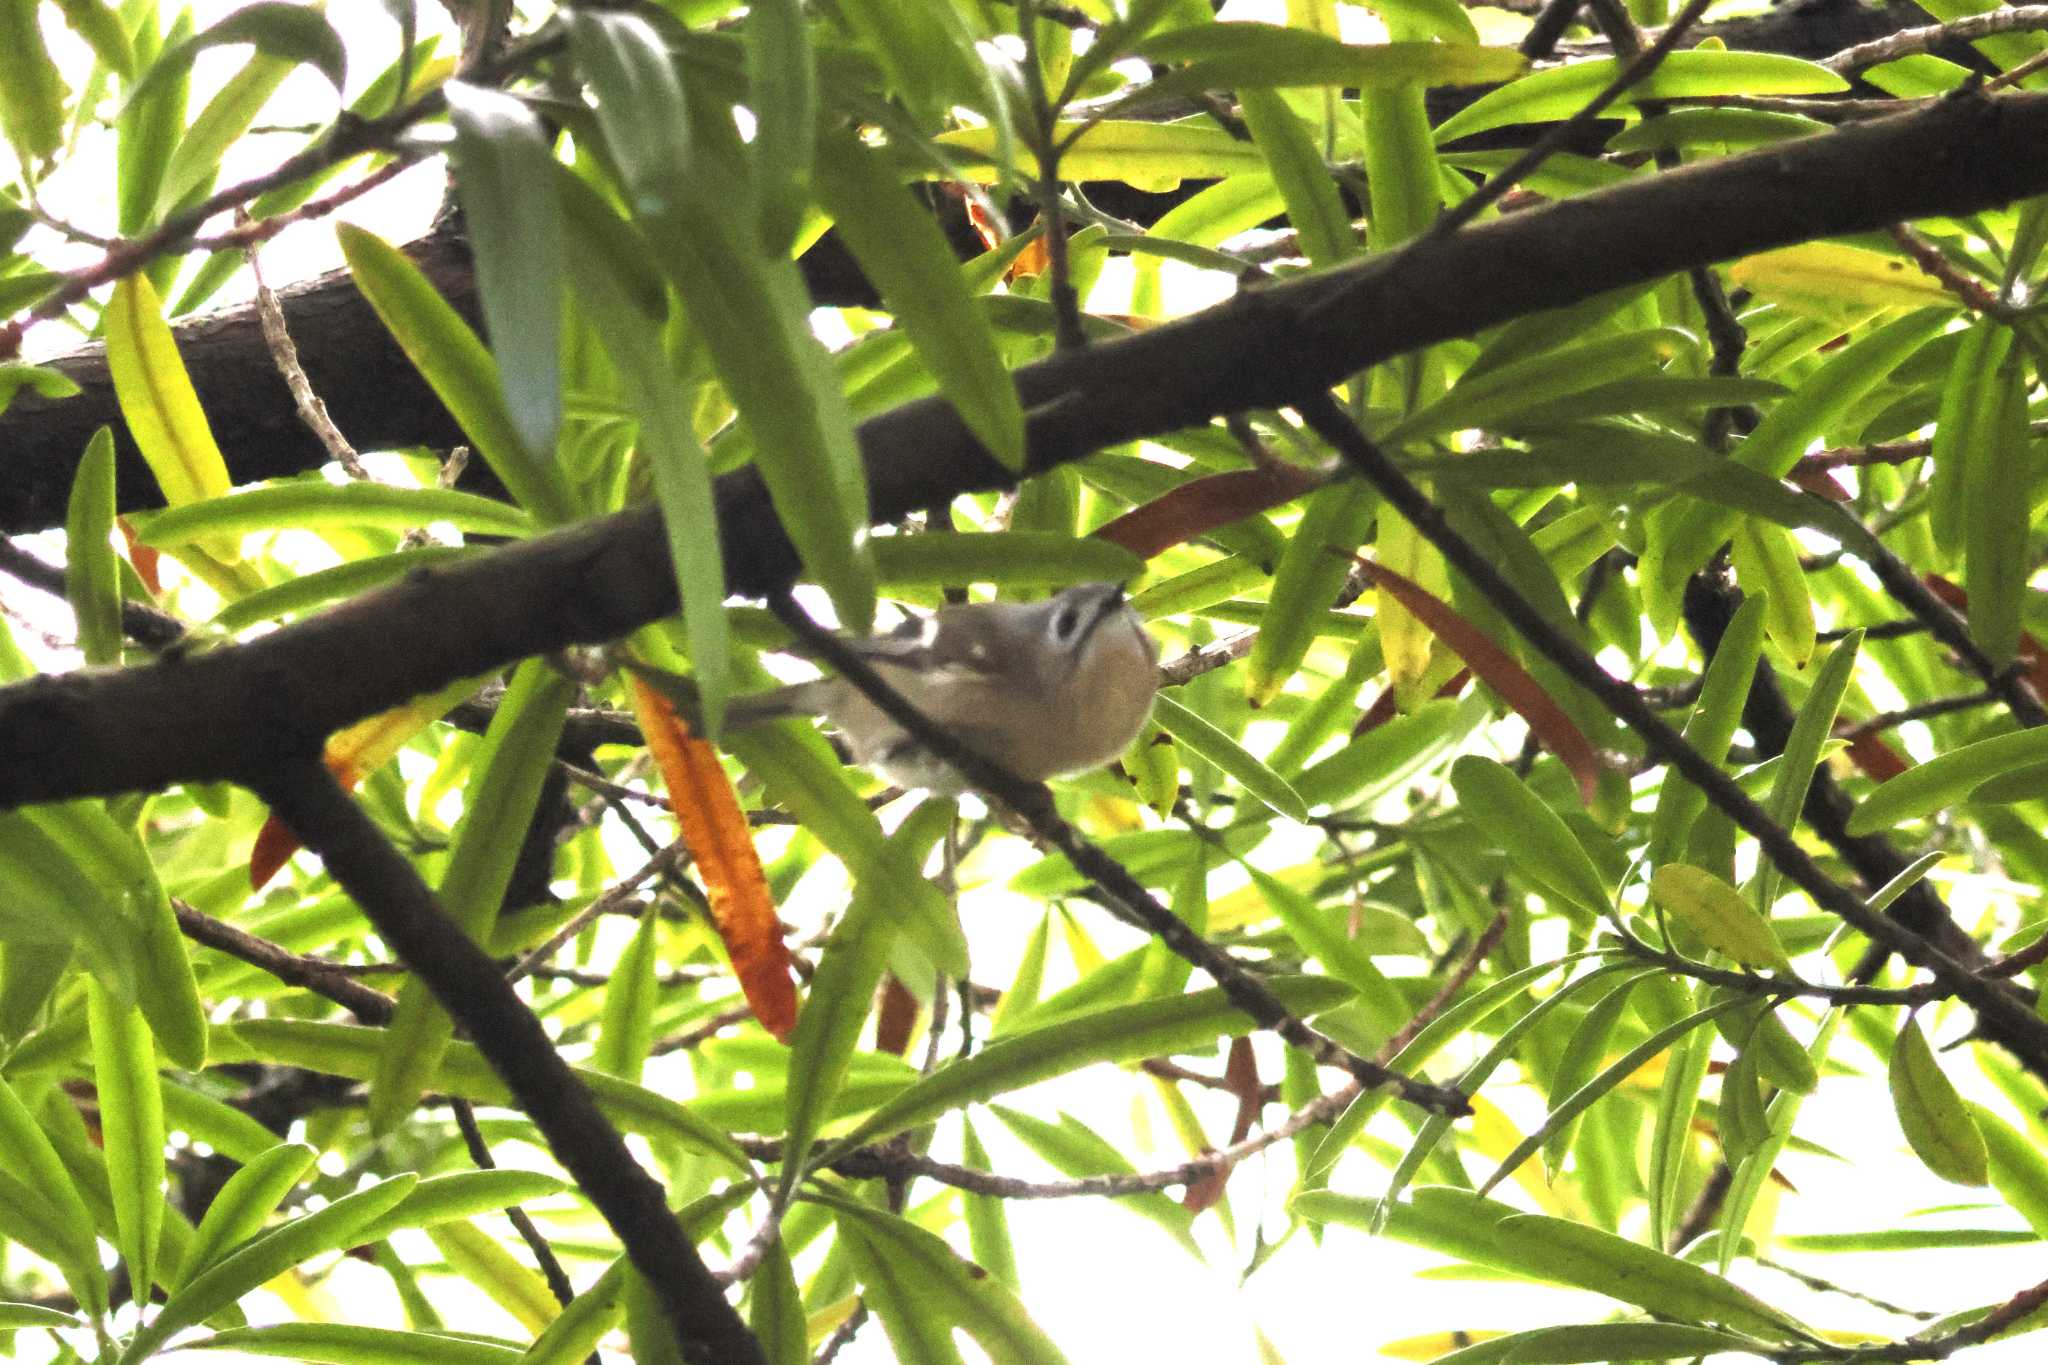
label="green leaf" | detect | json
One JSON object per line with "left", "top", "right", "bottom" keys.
{"left": 1962, "top": 344, "right": 2032, "bottom": 663}
{"left": 1730, "top": 516, "right": 1814, "bottom": 669}
{"left": 561, "top": 216, "right": 731, "bottom": 734}
{"left": 1248, "top": 483, "right": 1375, "bottom": 705}
{"left": 1752, "top": 629, "right": 1859, "bottom": 910}
{"left": 1422, "top": 1322, "right": 1764, "bottom": 1363}
{"left": 104, "top": 273, "right": 235, "bottom": 511}
{"left": 447, "top": 82, "right": 565, "bottom": 467}
{"left": 0, "top": 1075, "right": 106, "bottom": 1313}
{"left": 21, "top": 799, "right": 206, "bottom": 1068}
{"left": 822, "top": 977, "right": 1352, "bottom": 1160}
{"left": 778, "top": 800, "right": 946, "bottom": 1204}
{"left": 594, "top": 904, "right": 659, "bottom": 1083}
{"left": 211, "top": 546, "right": 476, "bottom": 631}
{"left": 1239, "top": 87, "right": 1354, "bottom": 268}
{"left": 1136, "top": 25, "right": 1523, "bottom": 98}
{"left": 870, "top": 531, "right": 1143, "bottom": 588}
{"left": 522, "top": 1257, "right": 628, "bottom": 1365}
{"left": 1648, "top": 594, "right": 1766, "bottom": 866}
{"left": 1890, "top": 1016, "right": 1989, "bottom": 1186}
{"left": 64, "top": 428, "right": 123, "bottom": 666}
{"left": 744, "top": 0, "right": 815, "bottom": 256}
{"left": 175, "top": 1141, "right": 317, "bottom": 1288}
{"left": 1489, "top": 1212, "right": 1807, "bottom": 1339}
{"left": 938, "top": 121, "right": 1269, "bottom": 192}
{"left": 812, "top": 128, "right": 1026, "bottom": 471}
{"left": 337, "top": 223, "right": 575, "bottom": 525}
{"left": 351, "top": 1170, "right": 570, "bottom": 1249}
{"left": 121, "top": 1174, "right": 421, "bottom": 1365}
{"left": 180, "top": 1323, "right": 523, "bottom": 1365}
{"left": 729, "top": 715, "right": 966, "bottom": 962}
{"left": 1435, "top": 51, "right": 1847, "bottom": 143}
{"left": 369, "top": 660, "right": 574, "bottom": 1132}
{"left": 0, "top": 0, "right": 67, "bottom": 165}
{"left": 1151, "top": 692, "right": 1306, "bottom": 821}
{"left": 124, "top": 2, "right": 346, "bottom": 109}
{"left": 55, "top": 0, "right": 134, "bottom": 78}
{"left": 87, "top": 977, "right": 166, "bottom": 1301}
{"left": 1927, "top": 318, "right": 2015, "bottom": 552}
{"left": 1651, "top": 864, "right": 1792, "bottom": 970}
{"left": 135, "top": 481, "right": 537, "bottom": 547}
{"left": 1641, "top": 309, "right": 1946, "bottom": 632}
{"left": 1977, "top": 1103, "right": 2048, "bottom": 1238}
{"left": 117, "top": 10, "right": 191, "bottom": 236}
{"left": 0, "top": 1302, "right": 82, "bottom": 1331}
{"left": 830, "top": 1199, "right": 1073, "bottom": 1365}
{"left": 1448, "top": 756, "right": 1611, "bottom": 923}
{"left": 1844, "top": 725, "right": 2048, "bottom": 836}
{"left": 159, "top": 50, "right": 293, "bottom": 212}
{"left": 572, "top": 10, "right": 875, "bottom": 629}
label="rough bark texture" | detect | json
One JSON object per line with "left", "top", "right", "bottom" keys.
{"left": 4, "top": 91, "right": 2046, "bottom": 807}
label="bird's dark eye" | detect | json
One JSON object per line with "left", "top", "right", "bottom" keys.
{"left": 1052, "top": 604, "right": 1083, "bottom": 643}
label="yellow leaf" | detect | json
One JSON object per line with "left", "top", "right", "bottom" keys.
{"left": 1728, "top": 243, "right": 1953, "bottom": 324}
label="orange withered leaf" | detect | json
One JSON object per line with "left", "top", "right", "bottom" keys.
{"left": 630, "top": 677, "right": 799, "bottom": 1042}
{"left": 1355, "top": 556, "right": 1603, "bottom": 804}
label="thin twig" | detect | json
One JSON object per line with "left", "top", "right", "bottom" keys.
{"left": 448, "top": 1098, "right": 582, "bottom": 1318}
{"left": 505, "top": 837, "right": 692, "bottom": 985}
{"left": 246, "top": 217, "right": 369, "bottom": 477}
{"left": 1425, "top": 0, "right": 1715, "bottom": 243}
{"left": 1824, "top": 6, "right": 2048, "bottom": 72}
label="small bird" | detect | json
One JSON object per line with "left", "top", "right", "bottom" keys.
{"left": 728, "top": 582, "right": 1160, "bottom": 792}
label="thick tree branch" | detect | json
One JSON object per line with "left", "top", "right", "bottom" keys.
{"left": 5, "top": 93, "right": 2048, "bottom": 807}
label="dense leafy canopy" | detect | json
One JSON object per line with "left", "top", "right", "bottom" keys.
{"left": 1, "top": 0, "right": 2047, "bottom": 1362}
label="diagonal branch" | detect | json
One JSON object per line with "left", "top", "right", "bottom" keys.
{"left": 251, "top": 759, "right": 765, "bottom": 1365}
{"left": 6, "top": 94, "right": 2048, "bottom": 808}
{"left": 1289, "top": 392, "right": 2048, "bottom": 1075}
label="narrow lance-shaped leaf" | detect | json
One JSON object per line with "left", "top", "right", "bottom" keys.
{"left": 630, "top": 675, "right": 797, "bottom": 1040}
{"left": 778, "top": 797, "right": 951, "bottom": 1207}
{"left": 64, "top": 428, "right": 123, "bottom": 666}
{"left": 1151, "top": 693, "right": 1307, "bottom": 822}
{"left": 745, "top": 0, "right": 815, "bottom": 256}
{"left": 1651, "top": 864, "right": 1793, "bottom": 970}
{"left": 368, "top": 661, "right": 574, "bottom": 1133}
{"left": 118, "top": 1174, "right": 420, "bottom": 1365}
{"left": 1358, "top": 555, "right": 1602, "bottom": 803}
{"left": 1752, "top": 628, "right": 1860, "bottom": 911}
{"left": 811, "top": 128, "right": 1025, "bottom": 472}
{"left": 1890, "top": 1015, "right": 1989, "bottom": 1186}
{"left": 1648, "top": 594, "right": 1766, "bottom": 865}
{"left": 447, "top": 82, "right": 565, "bottom": 468}
{"left": 0, "top": 0, "right": 67, "bottom": 165}
{"left": 1449, "top": 756, "right": 1610, "bottom": 925}
{"left": 1963, "top": 345, "right": 2031, "bottom": 664}
{"left": 556, "top": 171, "right": 731, "bottom": 733}
{"left": 1730, "top": 515, "right": 1814, "bottom": 669}
{"left": 570, "top": 11, "right": 875, "bottom": 630}
{"left": 121, "top": 1, "right": 346, "bottom": 107}
{"left": 87, "top": 978, "right": 166, "bottom": 1302}
{"left": 1846, "top": 725, "right": 2048, "bottom": 836}
{"left": 337, "top": 223, "right": 576, "bottom": 525}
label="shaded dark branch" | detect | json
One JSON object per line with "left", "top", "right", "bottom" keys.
{"left": 250, "top": 760, "right": 764, "bottom": 1365}
{"left": 8, "top": 94, "right": 2048, "bottom": 806}
{"left": 174, "top": 900, "right": 396, "bottom": 1023}
{"left": 0, "top": 538, "right": 186, "bottom": 652}
{"left": 1291, "top": 392, "right": 2048, "bottom": 1072}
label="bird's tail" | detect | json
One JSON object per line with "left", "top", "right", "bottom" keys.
{"left": 722, "top": 679, "right": 836, "bottom": 731}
